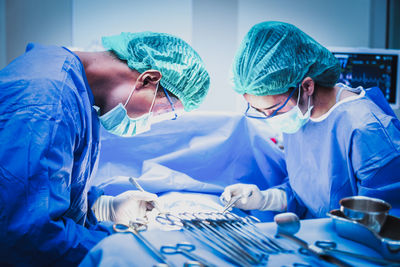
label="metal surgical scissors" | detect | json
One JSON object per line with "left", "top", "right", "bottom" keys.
{"left": 156, "top": 213, "right": 184, "bottom": 228}
{"left": 113, "top": 222, "right": 176, "bottom": 267}
{"left": 299, "top": 240, "right": 400, "bottom": 266}
{"left": 155, "top": 213, "right": 252, "bottom": 266}
{"left": 160, "top": 242, "right": 217, "bottom": 267}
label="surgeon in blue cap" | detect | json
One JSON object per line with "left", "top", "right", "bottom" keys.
{"left": 221, "top": 21, "right": 400, "bottom": 218}
{"left": 0, "top": 32, "right": 209, "bottom": 266}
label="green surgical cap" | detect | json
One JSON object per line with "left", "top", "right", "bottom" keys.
{"left": 232, "top": 21, "right": 340, "bottom": 96}
{"left": 102, "top": 32, "right": 210, "bottom": 111}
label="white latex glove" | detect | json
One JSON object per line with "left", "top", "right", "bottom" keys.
{"left": 92, "top": 190, "right": 158, "bottom": 224}
{"left": 220, "top": 183, "right": 287, "bottom": 211}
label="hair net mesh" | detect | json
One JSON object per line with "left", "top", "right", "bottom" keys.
{"left": 102, "top": 32, "right": 210, "bottom": 111}
{"left": 232, "top": 21, "right": 340, "bottom": 96}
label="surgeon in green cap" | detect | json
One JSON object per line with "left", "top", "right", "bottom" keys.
{"left": 0, "top": 31, "right": 209, "bottom": 265}
{"left": 220, "top": 21, "right": 400, "bottom": 219}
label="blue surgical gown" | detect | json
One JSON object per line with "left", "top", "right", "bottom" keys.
{"left": 0, "top": 44, "right": 110, "bottom": 266}
{"left": 278, "top": 87, "right": 400, "bottom": 218}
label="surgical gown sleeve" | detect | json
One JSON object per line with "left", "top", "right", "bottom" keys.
{"left": 0, "top": 94, "right": 109, "bottom": 266}
{"left": 350, "top": 118, "right": 400, "bottom": 213}
{"left": 275, "top": 178, "right": 309, "bottom": 218}
{"left": 361, "top": 156, "right": 400, "bottom": 216}
{"left": 0, "top": 44, "right": 111, "bottom": 266}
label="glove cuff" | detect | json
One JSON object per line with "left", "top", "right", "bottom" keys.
{"left": 92, "top": 195, "right": 115, "bottom": 222}
{"left": 259, "top": 189, "right": 287, "bottom": 211}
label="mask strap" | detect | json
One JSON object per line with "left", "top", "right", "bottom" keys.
{"left": 124, "top": 84, "right": 136, "bottom": 107}
{"left": 123, "top": 82, "right": 159, "bottom": 112}
{"left": 336, "top": 86, "right": 347, "bottom": 103}
{"left": 147, "top": 82, "right": 159, "bottom": 113}
{"left": 163, "top": 87, "right": 178, "bottom": 120}
{"left": 298, "top": 83, "right": 312, "bottom": 112}
{"left": 297, "top": 83, "right": 302, "bottom": 103}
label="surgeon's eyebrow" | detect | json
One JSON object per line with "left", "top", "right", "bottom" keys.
{"left": 252, "top": 101, "right": 282, "bottom": 112}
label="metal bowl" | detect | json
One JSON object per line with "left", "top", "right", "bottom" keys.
{"left": 339, "top": 196, "right": 391, "bottom": 233}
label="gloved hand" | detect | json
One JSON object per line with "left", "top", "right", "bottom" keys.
{"left": 92, "top": 190, "right": 158, "bottom": 224}
{"left": 220, "top": 183, "right": 287, "bottom": 211}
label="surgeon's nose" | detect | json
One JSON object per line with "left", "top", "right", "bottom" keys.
{"left": 264, "top": 109, "right": 275, "bottom": 116}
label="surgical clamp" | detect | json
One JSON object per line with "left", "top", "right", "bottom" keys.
{"left": 160, "top": 242, "right": 217, "bottom": 267}
{"left": 300, "top": 240, "right": 400, "bottom": 266}
{"left": 113, "top": 222, "right": 176, "bottom": 267}
{"left": 156, "top": 213, "right": 251, "bottom": 266}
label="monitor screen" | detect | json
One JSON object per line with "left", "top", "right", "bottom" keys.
{"left": 330, "top": 48, "right": 400, "bottom": 108}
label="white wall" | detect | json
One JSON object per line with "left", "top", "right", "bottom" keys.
{"left": 238, "top": 0, "right": 372, "bottom": 48}
{"left": 0, "top": 0, "right": 6, "bottom": 69}
{"left": 5, "top": 0, "right": 72, "bottom": 63}
{"left": 72, "top": 0, "right": 192, "bottom": 50}
{"left": 71, "top": 0, "right": 382, "bottom": 112}
{"left": 2, "top": 0, "right": 395, "bottom": 113}
{"left": 192, "top": 0, "right": 238, "bottom": 112}
{"left": 370, "top": 0, "right": 387, "bottom": 48}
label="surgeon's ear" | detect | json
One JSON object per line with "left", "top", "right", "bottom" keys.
{"left": 301, "top": 77, "right": 315, "bottom": 96}
{"left": 135, "top": 70, "right": 162, "bottom": 90}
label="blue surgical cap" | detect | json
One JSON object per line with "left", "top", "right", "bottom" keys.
{"left": 102, "top": 32, "right": 210, "bottom": 111}
{"left": 232, "top": 21, "right": 340, "bottom": 96}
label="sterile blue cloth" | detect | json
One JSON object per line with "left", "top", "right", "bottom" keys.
{"left": 0, "top": 43, "right": 111, "bottom": 266}
{"left": 91, "top": 111, "right": 288, "bottom": 220}
{"left": 80, "top": 114, "right": 288, "bottom": 266}
{"left": 278, "top": 87, "right": 400, "bottom": 218}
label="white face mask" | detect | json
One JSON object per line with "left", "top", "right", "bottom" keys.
{"left": 99, "top": 83, "right": 158, "bottom": 137}
{"left": 267, "top": 86, "right": 313, "bottom": 134}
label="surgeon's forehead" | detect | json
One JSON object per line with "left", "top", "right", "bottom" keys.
{"left": 243, "top": 93, "right": 287, "bottom": 110}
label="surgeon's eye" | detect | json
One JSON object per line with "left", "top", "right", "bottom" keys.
{"left": 245, "top": 106, "right": 268, "bottom": 118}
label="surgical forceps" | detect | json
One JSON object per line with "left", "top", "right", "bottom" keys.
{"left": 299, "top": 240, "right": 400, "bottom": 266}
{"left": 203, "top": 212, "right": 284, "bottom": 254}
{"left": 160, "top": 242, "right": 217, "bottom": 267}
{"left": 222, "top": 195, "right": 242, "bottom": 213}
{"left": 113, "top": 221, "right": 176, "bottom": 267}
{"left": 222, "top": 191, "right": 253, "bottom": 213}
{"left": 155, "top": 213, "right": 252, "bottom": 266}
{"left": 182, "top": 212, "right": 262, "bottom": 264}
{"left": 226, "top": 212, "right": 291, "bottom": 253}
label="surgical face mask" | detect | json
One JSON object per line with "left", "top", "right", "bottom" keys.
{"left": 267, "top": 86, "right": 313, "bottom": 134}
{"left": 99, "top": 83, "right": 158, "bottom": 137}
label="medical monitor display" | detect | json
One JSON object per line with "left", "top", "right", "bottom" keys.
{"left": 330, "top": 48, "right": 400, "bottom": 108}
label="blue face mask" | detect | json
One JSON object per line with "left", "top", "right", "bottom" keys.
{"left": 99, "top": 83, "right": 158, "bottom": 137}
{"left": 267, "top": 86, "right": 313, "bottom": 134}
